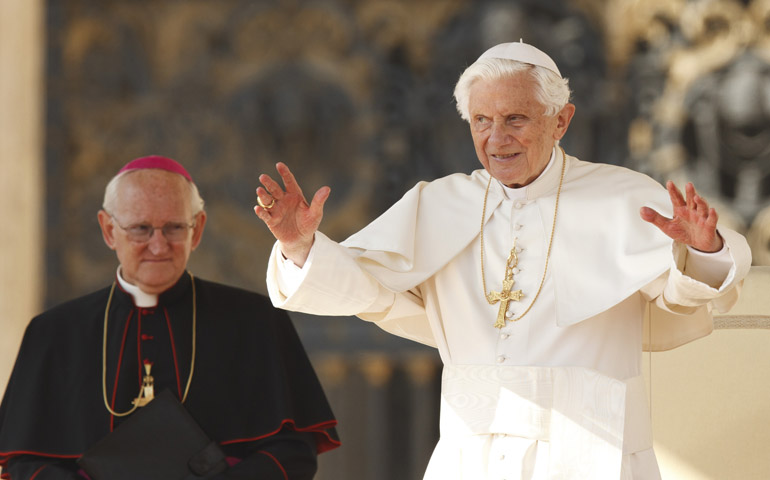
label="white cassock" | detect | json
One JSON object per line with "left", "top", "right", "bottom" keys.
{"left": 266, "top": 148, "right": 752, "bottom": 480}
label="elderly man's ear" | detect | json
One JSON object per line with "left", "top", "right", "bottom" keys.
{"left": 97, "top": 209, "right": 117, "bottom": 250}
{"left": 190, "top": 211, "right": 207, "bottom": 251}
{"left": 554, "top": 103, "right": 576, "bottom": 141}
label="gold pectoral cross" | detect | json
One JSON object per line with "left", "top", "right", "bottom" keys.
{"left": 132, "top": 362, "right": 155, "bottom": 407}
{"left": 487, "top": 277, "right": 523, "bottom": 328}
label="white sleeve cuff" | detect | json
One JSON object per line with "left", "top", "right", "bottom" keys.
{"left": 684, "top": 240, "right": 732, "bottom": 289}
{"left": 275, "top": 243, "right": 315, "bottom": 297}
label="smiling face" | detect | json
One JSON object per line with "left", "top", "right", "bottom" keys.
{"left": 468, "top": 72, "right": 575, "bottom": 188}
{"left": 97, "top": 169, "right": 206, "bottom": 294}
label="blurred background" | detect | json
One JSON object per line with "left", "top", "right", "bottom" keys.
{"left": 1, "top": 0, "right": 769, "bottom": 478}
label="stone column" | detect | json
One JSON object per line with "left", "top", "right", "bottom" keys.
{"left": 0, "top": 0, "right": 44, "bottom": 398}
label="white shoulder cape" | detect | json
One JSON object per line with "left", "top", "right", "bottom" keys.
{"left": 341, "top": 151, "right": 725, "bottom": 332}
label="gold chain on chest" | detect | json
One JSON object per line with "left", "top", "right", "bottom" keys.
{"left": 480, "top": 149, "right": 566, "bottom": 328}
{"left": 101, "top": 272, "right": 197, "bottom": 416}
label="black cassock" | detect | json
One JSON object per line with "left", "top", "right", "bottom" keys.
{"left": 0, "top": 272, "right": 339, "bottom": 479}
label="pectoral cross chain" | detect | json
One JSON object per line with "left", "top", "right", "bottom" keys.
{"left": 487, "top": 278, "right": 523, "bottom": 328}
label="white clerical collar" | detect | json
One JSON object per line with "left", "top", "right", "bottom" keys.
{"left": 116, "top": 266, "right": 158, "bottom": 307}
{"left": 500, "top": 147, "right": 557, "bottom": 201}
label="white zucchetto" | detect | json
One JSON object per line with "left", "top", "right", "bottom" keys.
{"left": 477, "top": 41, "right": 561, "bottom": 78}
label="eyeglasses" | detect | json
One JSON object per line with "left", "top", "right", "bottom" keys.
{"left": 110, "top": 215, "right": 196, "bottom": 243}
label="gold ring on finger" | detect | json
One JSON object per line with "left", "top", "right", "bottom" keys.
{"left": 258, "top": 196, "right": 276, "bottom": 209}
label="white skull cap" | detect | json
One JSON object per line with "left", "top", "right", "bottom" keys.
{"left": 477, "top": 40, "right": 561, "bottom": 78}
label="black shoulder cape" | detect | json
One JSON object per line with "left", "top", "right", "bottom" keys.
{"left": 0, "top": 273, "right": 339, "bottom": 466}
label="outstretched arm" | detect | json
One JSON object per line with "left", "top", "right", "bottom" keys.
{"left": 254, "top": 162, "right": 330, "bottom": 267}
{"left": 640, "top": 181, "right": 723, "bottom": 253}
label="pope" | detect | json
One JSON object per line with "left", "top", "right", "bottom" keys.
{"left": 254, "top": 42, "right": 751, "bottom": 479}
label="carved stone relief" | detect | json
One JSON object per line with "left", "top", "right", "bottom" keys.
{"left": 617, "top": 0, "right": 770, "bottom": 263}
{"left": 45, "top": 0, "right": 605, "bottom": 312}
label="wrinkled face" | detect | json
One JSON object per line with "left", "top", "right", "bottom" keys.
{"left": 468, "top": 72, "right": 574, "bottom": 187}
{"left": 98, "top": 170, "right": 206, "bottom": 294}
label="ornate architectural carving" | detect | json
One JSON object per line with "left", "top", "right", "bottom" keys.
{"left": 615, "top": 0, "right": 770, "bottom": 263}
{"left": 45, "top": 0, "right": 608, "bottom": 304}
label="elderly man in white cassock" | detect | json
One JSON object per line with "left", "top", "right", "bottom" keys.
{"left": 253, "top": 42, "right": 752, "bottom": 479}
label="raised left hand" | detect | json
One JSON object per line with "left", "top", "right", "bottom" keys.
{"left": 640, "top": 181, "right": 723, "bottom": 253}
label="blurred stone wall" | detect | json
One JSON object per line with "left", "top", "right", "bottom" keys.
{"left": 43, "top": 0, "right": 609, "bottom": 309}
{"left": 44, "top": 0, "right": 770, "bottom": 313}
{"left": 0, "top": 0, "right": 43, "bottom": 423}
{"left": 613, "top": 0, "right": 770, "bottom": 261}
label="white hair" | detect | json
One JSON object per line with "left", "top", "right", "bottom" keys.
{"left": 453, "top": 58, "right": 572, "bottom": 121}
{"left": 102, "top": 170, "right": 205, "bottom": 216}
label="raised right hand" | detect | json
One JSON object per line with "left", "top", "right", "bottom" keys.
{"left": 253, "top": 162, "right": 330, "bottom": 267}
